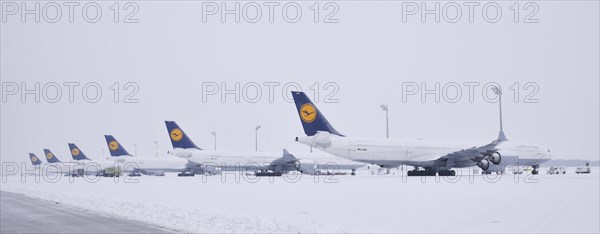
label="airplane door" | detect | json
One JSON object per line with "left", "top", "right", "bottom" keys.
{"left": 349, "top": 141, "right": 357, "bottom": 157}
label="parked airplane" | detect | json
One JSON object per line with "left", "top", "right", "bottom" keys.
{"left": 68, "top": 143, "right": 93, "bottom": 161}
{"left": 67, "top": 143, "right": 118, "bottom": 172}
{"left": 25, "top": 153, "right": 44, "bottom": 175}
{"left": 28, "top": 153, "right": 42, "bottom": 166}
{"left": 43, "top": 149, "right": 65, "bottom": 164}
{"left": 291, "top": 90, "right": 551, "bottom": 176}
{"left": 43, "top": 148, "right": 80, "bottom": 171}
{"left": 103, "top": 135, "right": 188, "bottom": 175}
{"left": 27, "top": 150, "right": 78, "bottom": 175}
{"left": 165, "top": 121, "right": 365, "bottom": 176}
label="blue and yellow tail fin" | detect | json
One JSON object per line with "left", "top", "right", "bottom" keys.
{"left": 164, "top": 121, "right": 202, "bottom": 150}
{"left": 43, "top": 149, "right": 61, "bottom": 163}
{"left": 29, "top": 153, "right": 42, "bottom": 165}
{"left": 104, "top": 135, "right": 132, "bottom": 157}
{"left": 291, "top": 91, "right": 344, "bottom": 136}
{"left": 68, "top": 143, "right": 91, "bottom": 160}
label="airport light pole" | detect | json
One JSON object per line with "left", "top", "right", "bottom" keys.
{"left": 153, "top": 141, "right": 158, "bottom": 157}
{"left": 132, "top": 144, "right": 137, "bottom": 157}
{"left": 211, "top": 131, "right": 217, "bottom": 150}
{"left": 255, "top": 125, "right": 261, "bottom": 152}
{"left": 380, "top": 104, "right": 389, "bottom": 138}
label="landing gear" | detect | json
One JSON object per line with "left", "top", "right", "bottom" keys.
{"left": 438, "top": 170, "right": 456, "bottom": 176}
{"left": 177, "top": 171, "right": 195, "bottom": 177}
{"left": 407, "top": 167, "right": 456, "bottom": 176}
{"left": 407, "top": 168, "right": 437, "bottom": 176}
{"left": 532, "top": 165, "right": 540, "bottom": 175}
{"left": 255, "top": 170, "right": 282, "bottom": 177}
{"left": 351, "top": 169, "right": 356, "bottom": 176}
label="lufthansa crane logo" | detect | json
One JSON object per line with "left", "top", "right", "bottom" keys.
{"left": 31, "top": 156, "right": 38, "bottom": 162}
{"left": 46, "top": 153, "right": 54, "bottom": 160}
{"left": 170, "top": 128, "right": 183, "bottom": 142}
{"left": 71, "top": 148, "right": 80, "bottom": 156}
{"left": 300, "top": 103, "right": 317, "bottom": 123}
{"left": 109, "top": 141, "right": 119, "bottom": 151}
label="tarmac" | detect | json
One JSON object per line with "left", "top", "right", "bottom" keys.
{"left": 0, "top": 191, "right": 174, "bottom": 233}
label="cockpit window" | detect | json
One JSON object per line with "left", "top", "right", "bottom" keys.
{"left": 547, "top": 149, "right": 551, "bottom": 152}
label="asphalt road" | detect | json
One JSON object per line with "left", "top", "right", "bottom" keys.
{"left": 0, "top": 191, "right": 174, "bottom": 233}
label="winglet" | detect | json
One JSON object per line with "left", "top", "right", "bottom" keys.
{"left": 492, "top": 86, "right": 508, "bottom": 141}
{"left": 497, "top": 131, "right": 507, "bottom": 141}
{"left": 282, "top": 149, "right": 297, "bottom": 162}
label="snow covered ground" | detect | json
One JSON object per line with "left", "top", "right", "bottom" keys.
{"left": 1, "top": 167, "right": 599, "bottom": 233}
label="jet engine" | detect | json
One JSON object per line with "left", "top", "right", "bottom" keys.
{"left": 314, "top": 131, "right": 332, "bottom": 148}
{"left": 477, "top": 159, "right": 490, "bottom": 170}
{"left": 489, "top": 152, "right": 501, "bottom": 165}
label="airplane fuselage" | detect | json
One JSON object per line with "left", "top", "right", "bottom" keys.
{"left": 109, "top": 156, "right": 188, "bottom": 172}
{"left": 297, "top": 132, "right": 551, "bottom": 170}
{"left": 168, "top": 148, "right": 366, "bottom": 173}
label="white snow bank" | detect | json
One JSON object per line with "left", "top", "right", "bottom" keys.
{"left": 2, "top": 168, "right": 599, "bottom": 233}
{"left": 1, "top": 184, "right": 345, "bottom": 233}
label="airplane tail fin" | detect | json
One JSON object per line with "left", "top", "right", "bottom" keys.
{"left": 104, "top": 135, "right": 132, "bottom": 157}
{"left": 291, "top": 91, "right": 344, "bottom": 136}
{"left": 29, "top": 153, "right": 42, "bottom": 165}
{"left": 164, "top": 121, "right": 202, "bottom": 150}
{"left": 43, "top": 149, "right": 61, "bottom": 163}
{"left": 68, "top": 143, "right": 91, "bottom": 160}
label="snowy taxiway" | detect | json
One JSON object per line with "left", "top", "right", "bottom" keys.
{"left": 0, "top": 191, "right": 172, "bottom": 233}
{"left": 1, "top": 167, "right": 598, "bottom": 233}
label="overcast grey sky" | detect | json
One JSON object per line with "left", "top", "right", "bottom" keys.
{"left": 1, "top": 1, "right": 598, "bottom": 164}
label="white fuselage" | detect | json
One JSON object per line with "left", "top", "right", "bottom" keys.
{"left": 168, "top": 148, "right": 366, "bottom": 172}
{"left": 297, "top": 132, "right": 551, "bottom": 169}
{"left": 69, "top": 159, "right": 121, "bottom": 173}
{"left": 38, "top": 162, "right": 81, "bottom": 174}
{"left": 109, "top": 155, "right": 188, "bottom": 172}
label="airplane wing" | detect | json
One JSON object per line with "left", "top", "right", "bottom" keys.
{"left": 438, "top": 139, "right": 505, "bottom": 169}
{"left": 267, "top": 149, "right": 299, "bottom": 172}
